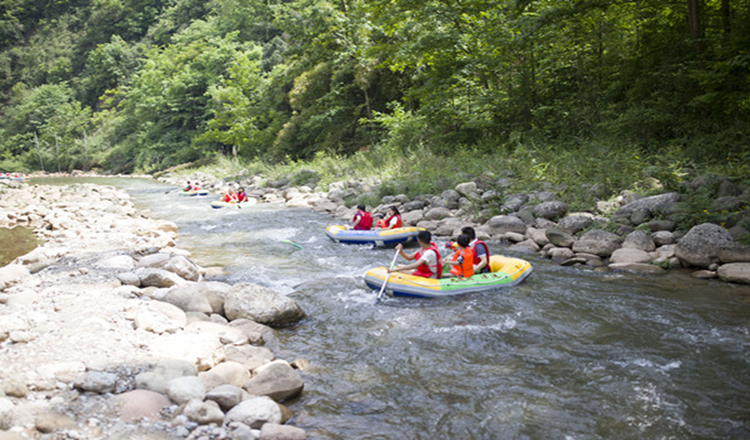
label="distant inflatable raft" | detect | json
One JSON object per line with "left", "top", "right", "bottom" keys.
{"left": 178, "top": 189, "right": 209, "bottom": 196}
{"left": 325, "top": 225, "right": 424, "bottom": 246}
{"left": 364, "top": 255, "right": 533, "bottom": 298}
{"left": 210, "top": 199, "right": 257, "bottom": 209}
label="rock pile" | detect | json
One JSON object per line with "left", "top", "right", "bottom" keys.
{"left": 0, "top": 182, "right": 308, "bottom": 439}
{"left": 161, "top": 172, "right": 750, "bottom": 285}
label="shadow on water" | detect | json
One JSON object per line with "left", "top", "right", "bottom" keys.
{"left": 0, "top": 226, "right": 39, "bottom": 266}
{"left": 30, "top": 176, "right": 750, "bottom": 439}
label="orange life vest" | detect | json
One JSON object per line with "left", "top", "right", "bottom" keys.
{"left": 376, "top": 219, "right": 387, "bottom": 228}
{"left": 449, "top": 247, "right": 475, "bottom": 278}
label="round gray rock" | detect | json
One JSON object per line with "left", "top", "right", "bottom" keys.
{"left": 557, "top": 215, "right": 593, "bottom": 235}
{"left": 572, "top": 229, "right": 622, "bottom": 257}
{"left": 224, "top": 283, "right": 305, "bottom": 326}
{"left": 717, "top": 263, "right": 750, "bottom": 284}
{"left": 675, "top": 223, "right": 734, "bottom": 267}
{"left": 533, "top": 201, "right": 568, "bottom": 220}
{"left": 223, "top": 396, "right": 282, "bottom": 429}
{"left": 488, "top": 215, "right": 526, "bottom": 235}
{"left": 622, "top": 231, "right": 656, "bottom": 252}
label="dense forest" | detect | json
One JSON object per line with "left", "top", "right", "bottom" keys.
{"left": 0, "top": 0, "right": 748, "bottom": 173}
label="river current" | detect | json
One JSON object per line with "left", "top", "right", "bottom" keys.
{"left": 33, "top": 177, "right": 750, "bottom": 439}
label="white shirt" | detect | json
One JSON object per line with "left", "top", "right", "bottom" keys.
{"left": 416, "top": 249, "right": 439, "bottom": 278}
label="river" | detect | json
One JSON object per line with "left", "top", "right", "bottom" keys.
{"left": 31, "top": 177, "right": 750, "bottom": 439}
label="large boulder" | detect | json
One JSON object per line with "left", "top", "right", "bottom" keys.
{"left": 224, "top": 283, "right": 305, "bottom": 326}
{"left": 572, "top": 229, "right": 622, "bottom": 257}
{"left": 622, "top": 231, "right": 656, "bottom": 252}
{"left": 557, "top": 215, "right": 594, "bottom": 235}
{"left": 423, "top": 207, "right": 452, "bottom": 221}
{"left": 242, "top": 360, "right": 304, "bottom": 402}
{"left": 533, "top": 201, "right": 568, "bottom": 221}
{"left": 717, "top": 263, "right": 750, "bottom": 284}
{"left": 455, "top": 182, "right": 477, "bottom": 197}
{"left": 501, "top": 194, "right": 529, "bottom": 213}
{"left": 136, "top": 268, "right": 185, "bottom": 288}
{"left": 613, "top": 192, "right": 679, "bottom": 219}
{"left": 163, "top": 284, "right": 213, "bottom": 314}
{"left": 401, "top": 210, "right": 424, "bottom": 226}
{"left": 675, "top": 223, "right": 734, "bottom": 267}
{"left": 545, "top": 227, "right": 575, "bottom": 248}
{"left": 609, "top": 248, "right": 652, "bottom": 264}
{"left": 401, "top": 200, "right": 426, "bottom": 212}
{"left": 488, "top": 215, "right": 526, "bottom": 236}
{"left": 718, "top": 244, "right": 750, "bottom": 263}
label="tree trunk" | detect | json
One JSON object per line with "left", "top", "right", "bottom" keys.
{"left": 686, "top": 0, "right": 703, "bottom": 54}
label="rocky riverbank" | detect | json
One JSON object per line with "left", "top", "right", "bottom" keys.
{"left": 161, "top": 171, "right": 750, "bottom": 285}
{"left": 0, "top": 180, "right": 308, "bottom": 440}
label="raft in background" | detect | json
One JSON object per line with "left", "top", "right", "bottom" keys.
{"left": 178, "top": 189, "right": 209, "bottom": 196}
{"left": 210, "top": 199, "right": 258, "bottom": 209}
{"left": 364, "top": 255, "right": 533, "bottom": 298}
{"left": 325, "top": 225, "right": 425, "bottom": 246}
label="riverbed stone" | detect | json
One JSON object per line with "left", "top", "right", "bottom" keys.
{"left": 401, "top": 210, "right": 424, "bottom": 226}
{"left": 608, "top": 262, "right": 666, "bottom": 275}
{"left": 94, "top": 254, "right": 136, "bottom": 270}
{"left": 717, "top": 244, "right": 750, "bottom": 263}
{"left": 533, "top": 201, "right": 568, "bottom": 221}
{"left": 630, "top": 208, "right": 652, "bottom": 225}
{"left": 488, "top": 215, "right": 526, "bottom": 236}
{"left": 572, "top": 229, "right": 622, "bottom": 257}
{"left": 610, "top": 248, "right": 652, "bottom": 264}
{"left": 455, "top": 182, "right": 477, "bottom": 196}
{"left": 135, "top": 359, "right": 198, "bottom": 394}
{"left": 183, "top": 398, "right": 225, "bottom": 425}
{"left": 224, "top": 283, "right": 305, "bottom": 327}
{"left": 651, "top": 231, "right": 675, "bottom": 246}
{"left": 199, "top": 361, "right": 251, "bottom": 390}
{"left": 242, "top": 360, "right": 304, "bottom": 402}
{"left": 401, "top": 200, "right": 426, "bottom": 212}
{"left": 166, "top": 375, "right": 206, "bottom": 405}
{"left": 502, "top": 193, "right": 529, "bottom": 213}
{"left": 647, "top": 220, "right": 677, "bottom": 232}
{"left": 259, "top": 423, "right": 307, "bottom": 440}
{"left": 136, "top": 267, "right": 185, "bottom": 288}
{"left": 692, "top": 270, "right": 718, "bottom": 279}
{"left": 717, "top": 263, "right": 750, "bottom": 284}
{"left": 224, "top": 396, "right": 282, "bottom": 429}
{"left": 0, "top": 265, "right": 30, "bottom": 291}
{"left": 163, "top": 255, "right": 201, "bottom": 282}
{"left": 557, "top": 215, "right": 594, "bottom": 235}
{"left": 206, "top": 384, "right": 245, "bottom": 412}
{"left": 622, "top": 230, "right": 656, "bottom": 252}
{"left": 526, "top": 227, "right": 550, "bottom": 247}
{"left": 111, "top": 389, "right": 171, "bottom": 422}
{"left": 225, "top": 345, "right": 275, "bottom": 371}
{"left": 135, "top": 300, "right": 186, "bottom": 334}
{"left": 548, "top": 247, "right": 575, "bottom": 264}
{"left": 613, "top": 192, "right": 680, "bottom": 218}
{"left": 575, "top": 252, "right": 605, "bottom": 267}
{"left": 675, "top": 223, "right": 734, "bottom": 268}
{"left": 545, "top": 227, "right": 575, "bottom": 248}
{"left": 163, "top": 284, "right": 214, "bottom": 314}
{"left": 74, "top": 371, "right": 118, "bottom": 394}
{"left": 424, "top": 207, "right": 452, "bottom": 221}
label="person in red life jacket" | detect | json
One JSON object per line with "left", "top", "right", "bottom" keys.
{"left": 352, "top": 204, "right": 373, "bottom": 230}
{"left": 442, "top": 234, "right": 475, "bottom": 278}
{"left": 388, "top": 230, "right": 442, "bottom": 279}
{"left": 381, "top": 206, "right": 403, "bottom": 230}
{"left": 235, "top": 187, "right": 248, "bottom": 202}
{"left": 221, "top": 188, "right": 238, "bottom": 203}
{"left": 461, "top": 226, "right": 491, "bottom": 273}
{"left": 373, "top": 213, "right": 387, "bottom": 229}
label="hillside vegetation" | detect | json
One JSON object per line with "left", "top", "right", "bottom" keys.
{"left": 0, "top": 0, "right": 748, "bottom": 188}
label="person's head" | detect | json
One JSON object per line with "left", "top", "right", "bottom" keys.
{"left": 417, "top": 230, "right": 432, "bottom": 247}
{"left": 461, "top": 226, "right": 476, "bottom": 241}
{"left": 357, "top": 204, "right": 366, "bottom": 211}
{"left": 456, "top": 234, "right": 471, "bottom": 249}
{"left": 227, "top": 188, "right": 234, "bottom": 193}
{"left": 238, "top": 187, "right": 245, "bottom": 193}
{"left": 389, "top": 205, "right": 400, "bottom": 216}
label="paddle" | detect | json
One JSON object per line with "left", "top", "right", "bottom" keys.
{"left": 282, "top": 239, "right": 303, "bottom": 249}
{"left": 377, "top": 248, "right": 401, "bottom": 301}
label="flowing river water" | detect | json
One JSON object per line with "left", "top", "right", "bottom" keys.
{"left": 31, "top": 177, "right": 750, "bottom": 439}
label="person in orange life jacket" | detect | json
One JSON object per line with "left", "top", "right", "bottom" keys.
{"left": 442, "top": 234, "right": 475, "bottom": 278}
{"left": 381, "top": 206, "right": 403, "bottom": 230}
{"left": 373, "top": 213, "right": 387, "bottom": 229}
{"left": 221, "top": 188, "right": 238, "bottom": 203}
{"left": 388, "top": 230, "right": 442, "bottom": 279}
{"left": 235, "top": 187, "right": 248, "bottom": 203}
{"left": 352, "top": 204, "right": 373, "bottom": 230}
{"left": 461, "top": 226, "right": 490, "bottom": 273}
{"left": 191, "top": 182, "right": 202, "bottom": 191}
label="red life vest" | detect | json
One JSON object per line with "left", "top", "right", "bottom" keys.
{"left": 353, "top": 211, "right": 372, "bottom": 230}
{"left": 449, "top": 247, "right": 475, "bottom": 278}
{"left": 413, "top": 243, "right": 442, "bottom": 279}
{"left": 385, "top": 214, "right": 402, "bottom": 228}
{"left": 221, "top": 192, "right": 238, "bottom": 202}
{"left": 236, "top": 192, "right": 247, "bottom": 202}
{"left": 471, "top": 239, "right": 491, "bottom": 272}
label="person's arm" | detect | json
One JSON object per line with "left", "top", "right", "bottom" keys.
{"left": 352, "top": 213, "right": 361, "bottom": 228}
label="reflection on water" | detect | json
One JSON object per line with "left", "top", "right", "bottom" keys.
{"left": 32, "top": 177, "right": 750, "bottom": 439}
{"left": 0, "top": 226, "right": 40, "bottom": 266}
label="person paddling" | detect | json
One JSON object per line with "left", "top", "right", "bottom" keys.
{"left": 388, "top": 230, "right": 442, "bottom": 279}
{"left": 221, "top": 188, "right": 238, "bottom": 203}
{"left": 236, "top": 187, "right": 248, "bottom": 203}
